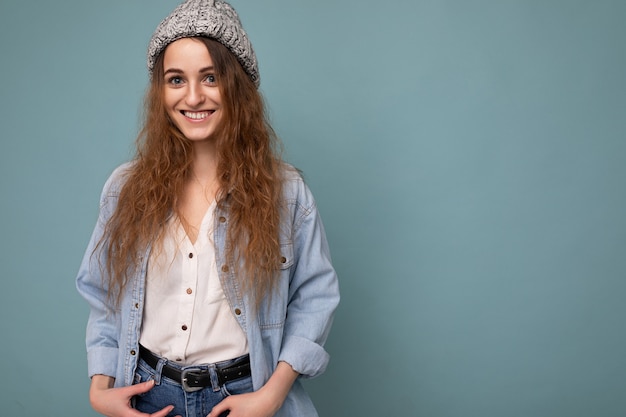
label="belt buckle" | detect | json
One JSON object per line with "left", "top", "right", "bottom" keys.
{"left": 181, "top": 368, "right": 205, "bottom": 393}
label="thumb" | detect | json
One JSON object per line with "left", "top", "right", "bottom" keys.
{"left": 126, "top": 379, "right": 156, "bottom": 396}
{"left": 207, "top": 399, "right": 229, "bottom": 417}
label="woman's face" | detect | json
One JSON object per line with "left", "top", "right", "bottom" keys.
{"left": 162, "top": 38, "right": 223, "bottom": 142}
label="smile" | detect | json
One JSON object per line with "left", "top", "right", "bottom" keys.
{"left": 182, "top": 110, "right": 214, "bottom": 120}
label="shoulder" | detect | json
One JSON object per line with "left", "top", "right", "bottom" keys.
{"left": 279, "top": 163, "right": 316, "bottom": 207}
{"left": 279, "top": 162, "right": 303, "bottom": 185}
{"left": 102, "top": 162, "right": 135, "bottom": 194}
{"left": 98, "top": 161, "right": 136, "bottom": 206}
{"left": 278, "top": 163, "right": 322, "bottom": 232}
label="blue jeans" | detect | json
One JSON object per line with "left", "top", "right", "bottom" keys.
{"left": 133, "top": 355, "right": 254, "bottom": 417}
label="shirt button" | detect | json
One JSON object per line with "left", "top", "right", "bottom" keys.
{"left": 188, "top": 253, "right": 194, "bottom": 259}
{"left": 130, "top": 350, "right": 136, "bottom": 356}
{"left": 219, "top": 216, "right": 226, "bottom": 223}
{"left": 221, "top": 265, "right": 229, "bottom": 272}
{"left": 234, "top": 308, "right": 242, "bottom": 315}
{"left": 182, "top": 325, "right": 188, "bottom": 331}
{"left": 280, "top": 256, "right": 287, "bottom": 264}
{"left": 186, "top": 288, "right": 193, "bottom": 295}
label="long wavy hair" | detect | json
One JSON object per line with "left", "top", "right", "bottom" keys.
{"left": 101, "top": 37, "right": 283, "bottom": 307}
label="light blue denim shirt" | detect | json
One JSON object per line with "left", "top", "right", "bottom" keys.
{"left": 76, "top": 162, "right": 340, "bottom": 417}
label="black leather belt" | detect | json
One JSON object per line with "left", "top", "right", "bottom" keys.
{"left": 139, "top": 345, "right": 251, "bottom": 392}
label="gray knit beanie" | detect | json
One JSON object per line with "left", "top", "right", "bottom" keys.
{"left": 147, "top": 0, "right": 259, "bottom": 87}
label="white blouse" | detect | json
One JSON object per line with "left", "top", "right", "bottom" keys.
{"left": 139, "top": 202, "right": 248, "bottom": 365}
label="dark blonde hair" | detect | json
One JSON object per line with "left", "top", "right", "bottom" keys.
{"left": 101, "top": 37, "right": 283, "bottom": 307}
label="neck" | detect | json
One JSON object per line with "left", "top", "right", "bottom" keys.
{"left": 190, "top": 140, "right": 219, "bottom": 188}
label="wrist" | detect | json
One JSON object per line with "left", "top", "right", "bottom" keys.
{"left": 259, "top": 361, "right": 299, "bottom": 411}
{"left": 90, "top": 374, "right": 115, "bottom": 390}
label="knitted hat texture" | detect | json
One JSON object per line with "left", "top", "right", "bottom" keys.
{"left": 147, "top": 0, "right": 259, "bottom": 86}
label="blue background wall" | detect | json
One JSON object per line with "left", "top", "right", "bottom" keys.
{"left": 1, "top": 1, "right": 624, "bottom": 416}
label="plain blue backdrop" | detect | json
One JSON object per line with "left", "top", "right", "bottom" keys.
{"left": 1, "top": 1, "right": 625, "bottom": 416}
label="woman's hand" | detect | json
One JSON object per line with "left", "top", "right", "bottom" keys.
{"left": 206, "top": 390, "right": 279, "bottom": 417}
{"left": 89, "top": 375, "right": 181, "bottom": 417}
{"left": 206, "top": 362, "right": 298, "bottom": 417}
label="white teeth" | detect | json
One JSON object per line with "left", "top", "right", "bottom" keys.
{"left": 183, "top": 111, "right": 210, "bottom": 120}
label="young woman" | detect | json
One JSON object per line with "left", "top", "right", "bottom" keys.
{"left": 76, "top": 1, "right": 339, "bottom": 416}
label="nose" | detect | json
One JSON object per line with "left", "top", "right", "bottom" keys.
{"left": 185, "top": 81, "right": 205, "bottom": 107}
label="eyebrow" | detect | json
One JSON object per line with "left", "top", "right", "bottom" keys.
{"left": 163, "top": 66, "right": 215, "bottom": 76}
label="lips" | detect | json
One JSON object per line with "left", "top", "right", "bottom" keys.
{"left": 181, "top": 110, "right": 214, "bottom": 120}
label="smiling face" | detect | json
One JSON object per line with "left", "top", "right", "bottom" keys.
{"left": 162, "top": 37, "right": 223, "bottom": 143}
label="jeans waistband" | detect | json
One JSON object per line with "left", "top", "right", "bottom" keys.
{"left": 139, "top": 345, "right": 251, "bottom": 392}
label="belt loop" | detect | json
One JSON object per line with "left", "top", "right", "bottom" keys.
{"left": 209, "top": 364, "right": 220, "bottom": 392}
{"left": 153, "top": 357, "right": 166, "bottom": 385}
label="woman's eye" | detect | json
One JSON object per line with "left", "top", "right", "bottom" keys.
{"left": 167, "top": 76, "right": 184, "bottom": 85}
{"left": 205, "top": 74, "right": 217, "bottom": 85}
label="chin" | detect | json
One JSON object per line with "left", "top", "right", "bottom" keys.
{"left": 184, "top": 132, "right": 216, "bottom": 142}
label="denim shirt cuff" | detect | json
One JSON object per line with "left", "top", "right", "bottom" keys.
{"left": 87, "top": 346, "right": 119, "bottom": 379}
{"left": 278, "top": 335, "right": 330, "bottom": 379}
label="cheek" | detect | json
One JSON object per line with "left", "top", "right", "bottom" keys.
{"left": 164, "top": 107, "right": 180, "bottom": 130}
{"left": 163, "top": 89, "right": 181, "bottom": 110}
{"left": 208, "top": 89, "right": 223, "bottom": 105}
{"left": 164, "top": 102, "right": 183, "bottom": 128}
{"left": 162, "top": 95, "right": 182, "bottom": 128}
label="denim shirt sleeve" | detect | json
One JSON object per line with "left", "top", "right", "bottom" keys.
{"left": 76, "top": 164, "right": 131, "bottom": 379}
{"left": 276, "top": 171, "right": 340, "bottom": 378}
